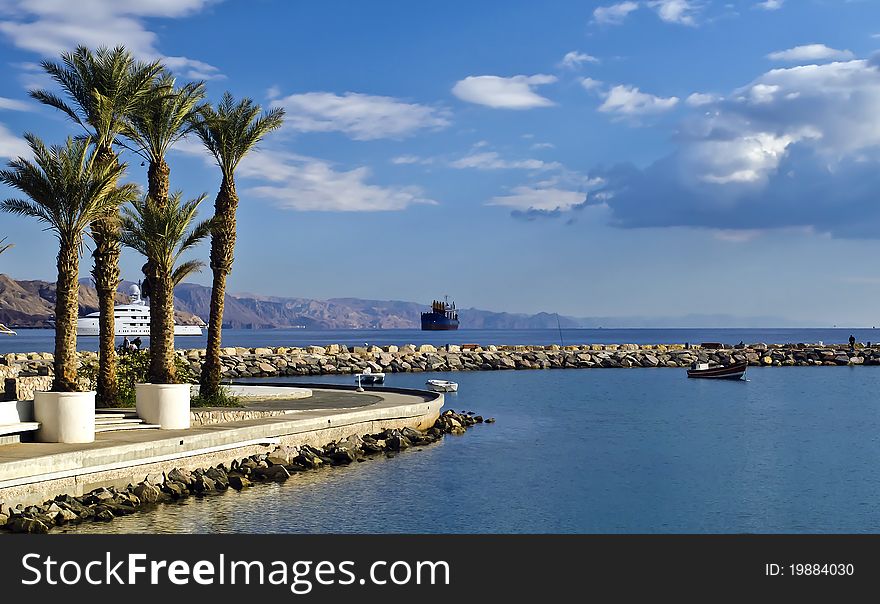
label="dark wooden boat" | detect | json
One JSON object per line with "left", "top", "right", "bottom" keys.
{"left": 686, "top": 361, "right": 747, "bottom": 380}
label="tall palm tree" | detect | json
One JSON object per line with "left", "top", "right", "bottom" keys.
{"left": 191, "top": 92, "right": 284, "bottom": 398}
{"left": 121, "top": 74, "right": 205, "bottom": 367}
{"left": 0, "top": 135, "right": 138, "bottom": 391}
{"left": 31, "top": 45, "right": 164, "bottom": 404}
{"left": 122, "top": 75, "right": 206, "bottom": 208}
{"left": 120, "top": 192, "right": 212, "bottom": 383}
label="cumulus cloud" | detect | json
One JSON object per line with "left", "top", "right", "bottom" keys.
{"left": 593, "top": 2, "right": 640, "bottom": 25}
{"left": 648, "top": 0, "right": 700, "bottom": 25}
{"left": 586, "top": 58, "right": 880, "bottom": 238}
{"left": 238, "top": 150, "right": 436, "bottom": 212}
{"left": 450, "top": 151, "right": 560, "bottom": 171}
{"left": 767, "top": 44, "right": 855, "bottom": 63}
{"left": 581, "top": 77, "right": 605, "bottom": 92}
{"left": 0, "top": 0, "right": 222, "bottom": 78}
{"left": 598, "top": 85, "right": 679, "bottom": 116}
{"left": 685, "top": 92, "right": 721, "bottom": 107}
{"left": 452, "top": 74, "right": 557, "bottom": 109}
{"left": 272, "top": 91, "right": 450, "bottom": 140}
{"left": 559, "top": 51, "right": 599, "bottom": 69}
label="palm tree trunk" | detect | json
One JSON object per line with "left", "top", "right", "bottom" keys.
{"left": 53, "top": 238, "right": 80, "bottom": 392}
{"left": 92, "top": 145, "right": 121, "bottom": 405}
{"left": 147, "top": 159, "right": 170, "bottom": 207}
{"left": 150, "top": 272, "right": 176, "bottom": 384}
{"left": 200, "top": 175, "right": 238, "bottom": 398}
{"left": 145, "top": 158, "right": 171, "bottom": 381}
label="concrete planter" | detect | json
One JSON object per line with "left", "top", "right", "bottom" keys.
{"left": 34, "top": 391, "right": 96, "bottom": 443}
{"left": 135, "top": 383, "right": 191, "bottom": 429}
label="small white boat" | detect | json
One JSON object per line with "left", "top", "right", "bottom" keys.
{"left": 426, "top": 379, "right": 458, "bottom": 392}
{"left": 355, "top": 367, "right": 385, "bottom": 385}
{"left": 0, "top": 323, "right": 16, "bottom": 336}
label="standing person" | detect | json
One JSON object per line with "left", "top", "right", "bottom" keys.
{"left": 122, "top": 336, "right": 130, "bottom": 353}
{"left": 132, "top": 337, "right": 142, "bottom": 351}
{"left": 849, "top": 334, "right": 856, "bottom": 351}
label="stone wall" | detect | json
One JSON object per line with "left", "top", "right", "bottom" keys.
{"left": 2, "top": 342, "right": 880, "bottom": 399}
{"left": 189, "top": 408, "right": 294, "bottom": 427}
{"left": 4, "top": 376, "right": 53, "bottom": 402}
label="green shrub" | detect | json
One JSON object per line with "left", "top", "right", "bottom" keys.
{"left": 190, "top": 386, "right": 242, "bottom": 408}
{"left": 80, "top": 350, "right": 196, "bottom": 407}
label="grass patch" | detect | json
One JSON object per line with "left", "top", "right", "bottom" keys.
{"left": 190, "top": 386, "right": 243, "bottom": 408}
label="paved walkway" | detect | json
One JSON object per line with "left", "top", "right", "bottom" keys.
{"left": 0, "top": 386, "right": 442, "bottom": 488}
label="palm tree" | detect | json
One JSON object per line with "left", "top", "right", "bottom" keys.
{"left": 121, "top": 74, "right": 205, "bottom": 367}
{"left": 0, "top": 237, "right": 12, "bottom": 256}
{"left": 31, "top": 45, "right": 164, "bottom": 404}
{"left": 191, "top": 92, "right": 284, "bottom": 398}
{"left": 122, "top": 75, "right": 205, "bottom": 208}
{"left": 0, "top": 135, "right": 138, "bottom": 391}
{"left": 120, "top": 192, "right": 212, "bottom": 383}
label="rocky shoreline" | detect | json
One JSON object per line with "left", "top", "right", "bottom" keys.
{"left": 0, "top": 409, "right": 491, "bottom": 533}
{"left": 4, "top": 342, "right": 880, "bottom": 396}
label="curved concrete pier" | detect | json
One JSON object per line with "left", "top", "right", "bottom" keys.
{"left": 0, "top": 384, "right": 443, "bottom": 507}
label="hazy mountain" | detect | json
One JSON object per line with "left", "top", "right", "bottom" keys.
{"left": 0, "top": 274, "right": 800, "bottom": 329}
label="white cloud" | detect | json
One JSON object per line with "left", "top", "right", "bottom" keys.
{"left": 559, "top": 51, "right": 599, "bottom": 69}
{"left": 531, "top": 142, "right": 555, "bottom": 150}
{"left": 0, "top": 122, "right": 28, "bottom": 159}
{"left": 593, "top": 2, "right": 640, "bottom": 25}
{"left": 0, "top": 96, "right": 31, "bottom": 111}
{"left": 581, "top": 77, "right": 605, "bottom": 92}
{"left": 648, "top": 0, "right": 700, "bottom": 25}
{"left": 238, "top": 150, "right": 436, "bottom": 212}
{"left": 685, "top": 92, "right": 721, "bottom": 107}
{"left": 756, "top": 0, "right": 783, "bottom": 9}
{"left": 488, "top": 185, "right": 586, "bottom": 213}
{"left": 390, "top": 155, "right": 433, "bottom": 165}
{"left": 598, "top": 85, "right": 679, "bottom": 116}
{"left": 450, "top": 152, "right": 560, "bottom": 171}
{"left": 767, "top": 44, "right": 855, "bottom": 63}
{"left": 0, "top": 0, "right": 222, "bottom": 78}
{"left": 162, "top": 55, "right": 225, "bottom": 80}
{"left": 272, "top": 91, "right": 450, "bottom": 140}
{"left": 452, "top": 74, "right": 557, "bottom": 109}
{"left": 266, "top": 85, "right": 281, "bottom": 100}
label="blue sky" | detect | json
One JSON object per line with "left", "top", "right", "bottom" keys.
{"left": 1, "top": 0, "right": 880, "bottom": 325}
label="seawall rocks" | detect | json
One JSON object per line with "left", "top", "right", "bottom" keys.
{"left": 2, "top": 342, "right": 879, "bottom": 399}
{"left": 0, "top": 409, "right": 488, "bottom": 533}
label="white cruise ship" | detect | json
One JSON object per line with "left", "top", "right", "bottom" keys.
{"left": 77, "top": 283, "right": 203, "bottom": 337}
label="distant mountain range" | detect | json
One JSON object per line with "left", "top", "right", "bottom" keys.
{"left": 0, "top": 274, "right": 799, "bottom": 329}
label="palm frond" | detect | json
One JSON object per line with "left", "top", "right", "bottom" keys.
{"left": 172, "top": 259, "right": 204, "bottom": 285}
{"left": 190, "top": 92, "right": 285, "bottom": 177}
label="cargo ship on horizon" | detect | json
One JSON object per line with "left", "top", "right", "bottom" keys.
{"left": 421, "top": 297, "right": 459, "bottom": 331}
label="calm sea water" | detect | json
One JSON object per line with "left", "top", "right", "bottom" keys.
{"left": 3, "top": 327, "right": 880, "bottom": 355}
{"left": 60, "top": 366, "right": 880, "bottom": 534}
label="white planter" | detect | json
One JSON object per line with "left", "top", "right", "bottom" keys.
{"left": 34, "top": 391, "right": 96, "bottom": 443}
{"left": 136, "top": 383, "right": 191, "bottom": 429}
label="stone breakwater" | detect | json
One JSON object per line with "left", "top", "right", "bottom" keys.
{"left": 4, "top": 342, "right": 880, "bottom": 397}
{"left": 0, "top": 409, "right": 491, "bottom": 533}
